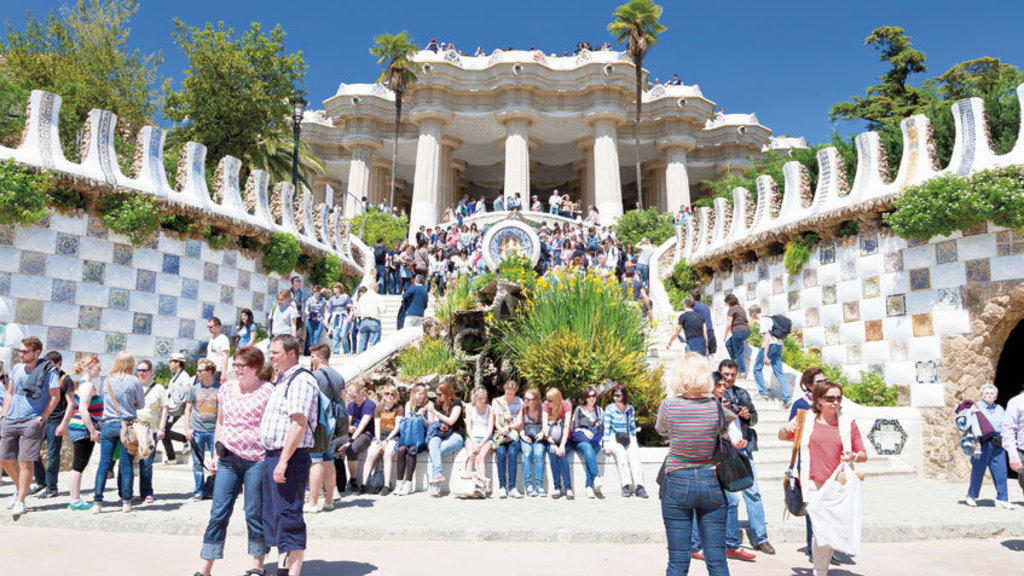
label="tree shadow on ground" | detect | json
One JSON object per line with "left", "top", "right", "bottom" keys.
{"left": 1002, "top": 539, "right": 1024, "bottom": 551}
{"left": 269, "top": 560, "right": 377, "bottom": 575}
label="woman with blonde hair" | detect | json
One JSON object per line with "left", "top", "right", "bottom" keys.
{"left": 361, "top": 384, "right": 404, "bottom": 495}
{"left": 426, "top": 382, "right": 465, "bottom": 497}
{"left": 462, "top": 386, "right": 494, "bottom": 493}
{"left": 544, "top": 388, "right": 574, "bottom": 499}
{"left": 67, "top": 356, "right": 103, "bottom": 510}
{"left": 92, "top": 351, "right": 145, "bottom": 513}
{"left": 656, "top": 352, "right": 729, "bottom": 575}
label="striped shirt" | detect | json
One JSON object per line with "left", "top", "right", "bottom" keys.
{"left": 602, "top": 404, "right": 637, "bottom": 446}
{"left": 656, "top": 396, "right": 721, "bottom": 473}
{"left": 68, "top": 379, "right": 104, "bottom": 442}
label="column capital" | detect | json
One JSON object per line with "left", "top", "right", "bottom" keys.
{"left": 644, "top": 158, "right": 668, "bottom": 171}
{"left": 582, "top": 108, "right": 627, "bottom": 127}
{"left": 341, "top": 137, "right": 383, "bottom": 153}
{"left": 657, "top": 135, "right": 696, "bottom": 154}
{"left": 450, "top": 158, "right": 467, "bottom": 172}
{"left": 370, "top": 157, "right": 392, "bottom": 170}
{"left": 500, "top": 137, "right": 539, "bottom": 152}
{"left": 575, "top": 136, "right": 595, "bottom": 151}
{"left": 441, "top": 135, "right": 462, "bottom": 150}
{"left": 409, "top": 109, "right": 452, "bottom": 127}
{"left": 497, "top": 108, "right": 539, "bottom": 127}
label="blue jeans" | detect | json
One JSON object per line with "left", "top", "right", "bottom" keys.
{"left": 662, "top": 467, "right": 729, "bottom": 576}
{"left": 331, "top": 315, "right": 351, "bottom": 355}
{"left": 548, "top": 446, "right": 572, "bottom": 491}
{"left": 740, "top": 451, "right": 769, "bottom": 545}
{"left": 637, "top": 264, "right": 650, "bottom": 288}
{"left": 93, "top": 420, "right": 134, "bottom": 503}
{"left": 549, "top": 205, "right": 559, "bottom": 214}
{"left": 192, "top": 431, "right": 215, "bottom": 496}
{"left": 139, "top": 433, "right": 158, "bottom": 499}
{"left": 495, "top": 440, "right": 521, "bottom": 490}
{"left": 427, "top": 433, "right": 464, "bottom": 480}
{"left": 685, "top": 336, "right": 707, "bottom": 356}
{"left": 753, "top": 343, "right": 789, "bottom": 402}
{"left": 967, "top": 441, "right": 1009, "bottom": 501}
{"left": 357, "top": 318, "right": 382, "bottom": 353}
{"left": 572, "top": 430, "right": 602, "bottom": 488}
{"left": 32, "top": 420, "right": 61, "bottom": 490}
{"left": 305, "top": 319, "right": 323, "bottom": 354}
{"left": 202, "top": 452, "right": 268, "bottom": 560}
{"left": 521, "top": 440, "right": 546, "bottom": 490}
{"left": 691, "top": 489, "right": 741, "bottom": 550}
{"left": 375, "top": 264, "right": 386, "bottom": 293}
{"left": 726, "top": 330, "right": 750, "bottom": 373}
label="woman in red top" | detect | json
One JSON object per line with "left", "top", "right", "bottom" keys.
{"left": 779, "top": 380, "right": 867, "bottom": 575}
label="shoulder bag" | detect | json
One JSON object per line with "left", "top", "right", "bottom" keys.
{"left": 105, "top": 380, "right": 154, "bottom": 460}
{"left": 714, "top": 400, "right": 754, "bottom": 492}
{"left": 783, "top": 408, "right": 809, "bottom": 517}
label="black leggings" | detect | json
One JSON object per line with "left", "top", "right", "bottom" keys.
{"left": 72, "top": 438, "right": 95, "bottom": 473}
{"left": 395, "top": 445, "right": 418, "bottom": 482}
{"left": 162, "top": 413, "right": 187, "bottom": 459}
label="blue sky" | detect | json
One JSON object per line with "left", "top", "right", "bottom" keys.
{"left": 9, "top": 0, "right": 1024, "bottom": 144}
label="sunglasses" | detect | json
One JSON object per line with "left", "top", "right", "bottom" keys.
{"left": 136, "top": 367, "right": 151, "bottom": 373}
{"left": 14, "top": 348, "right": 32, "bottom": 354}
{"left": 822, "top": 395, "right": 843, "bottom": 404}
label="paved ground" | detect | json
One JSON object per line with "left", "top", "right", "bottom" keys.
{"left": 2, "top": 470, "right": 1023, "bottom": 544}
{"left": 4, "top": 525, "right": 1020, "bottom": 575}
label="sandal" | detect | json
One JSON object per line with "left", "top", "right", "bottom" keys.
{"left": 244, "top": 571, "right": 266, "bottom": 576}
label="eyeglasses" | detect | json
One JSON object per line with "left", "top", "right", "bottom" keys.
{"left": 822, "top": 395, "right": 843, "bottom": 404}
{"left": 136, "top": 367, "right": 151, "bottom": 373}
{"left": 232, "top": 363, "right": 248, "bottom": 371}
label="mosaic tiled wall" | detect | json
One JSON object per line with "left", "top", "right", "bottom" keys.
{"left": 706, "top": 224, "right": 1024, "bottom": 407}
{"left": 0, "top": 212, "right": 300, "bottom": 367}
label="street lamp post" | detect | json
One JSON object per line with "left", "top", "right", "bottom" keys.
{"left": 291, "top": 95, "right": 308, "bottom": 190}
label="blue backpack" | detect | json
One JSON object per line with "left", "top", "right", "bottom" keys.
{"left": 399, "top": 411, "right": 427, "bottom": 454}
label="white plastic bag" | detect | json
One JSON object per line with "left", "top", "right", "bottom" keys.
{"left": 807, "top": 460, "right": 863, "bottom": 555}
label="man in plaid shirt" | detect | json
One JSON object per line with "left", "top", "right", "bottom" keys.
{"left": 260, "top": 335, "right": 318, "bottom": 575}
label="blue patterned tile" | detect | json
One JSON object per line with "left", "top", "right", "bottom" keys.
{"left": 253, "top": 295, "right": 264, "bottom": 312}
{"left": 0, "top": 322, "right": 6, "bottom": 343}
{"left": 220, "top": 286, "right": 234, "bottom": 304}
{"left": 757, "top": 260, "right": 768, "bottom": 281}
{"left": 79, "top": 306, "right": 102, "bottom": 330}
{"left": 223, "top": 251, "right": 237, "bottom": 268}
{"left": 155, "top": 337, "right": 174, "bottom": 358}
{"left": 203, "top": 263, "right": 218, "bottom": 283}
{"left": 819, "top": 243, "right": 836, "bottom": 265}
{"left": 915, "top": 360, "right": 937, "bottom": 384}
{"left": 55, "top": 234, "right": 80, "bottom": 256}
{"left": 142, "top": 233, "right": 159, "bottom": 250}
{"left": 106, "top": 333, "right": 126, "bottom": 353}
{"left": 238, "top": 271, "right": 251, "bottom": 290}
{"left": 965, "top": 258, "right": 991, "bottom": 284}
{"left": 179, "top": 318, "right": 195, "bottom": 339}
{"left": 47, "top": 326, "right": 72, "bottom": 350}
{"left": 935, "top": 240, "right": 958, "bottom": 264}
{"left": 909, "top": 268, "right": 931, "bottom": 291}
{"left": 860, "top": 234, "right": 878, "bottom": 255}
{"left": 132, "top": 312, "right": 153, "bottom": 335}
{"left": 0, "top": 272, "right": 10, "bottom": 296}
{"left": 136, "top": 270, "right": 156, "bottom": 293}
{"left": 87, "top": 215, "right": 107, "bottom": 239}
{"left": 162, "top": 254, "right": 180, "bottom": 275}
{"left": 51, "top": 279, "right": 76, "bottom": 304}
{"left": 158, "top": 295, "right": 178, "bottom": 316}
{"left": 108, "top": 288, "right": 129, "bottom": 310}
{"left": 202, "top": 303, "right": 215, "bottom": 320}
{"left": 185, "top": 239, "right": 202, "bottom": 259}
{"left": 112, "top": 243, "right": 133, "bottom": 266}
{"left": 0, "top": 225, "right": 13, "bottom": 246}
{"left": 19, "top": 251, "right": 47, "bottom": 276}
{"left": 181, "top": 278, "right": 199, "bottom": 300}
{"left": 82, "top": 261, "right": 105, "bottom": 284}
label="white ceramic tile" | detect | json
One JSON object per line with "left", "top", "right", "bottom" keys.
{"left": 48, "top": 213, "right": 88, "bottom": 236}
{"left": 902, "top": 245, "right": 935, "bottom": 269}
{"left": 856, "top": 253, "right": 882, "bottom": 277}
{"left": 42, "top": 302, "right": 78, "bottom": 329}
{"left": 71, "top": 330, "right": 105, "bottom": 354}
{"left": 105, "top": 264, "right": 136, "bottom": 290}
{"left": 78, "top": 237, "right": 112, "bottom": 262}
{"left": 861, "top": 298, "right": 886, "bottom": 321}
{"left": 861, "top": 341, "right": 890, "bottom": 364}
{"left": 129, "top": 291, "right": 158, "bottom": 313}
{"left": 908, "top": 336, "right": 941, "bottom": 361}
{"left": 46, "top": 255, "right": 84, "bottom": 281}
{"left": 100, "top": 309, "right": 133, "bottom": 333}
{"left": 911, "top": 383, "right": 944, "bottom": 407}
{"left": 885, "top": 362, "right": 915, "bottom": 386}
{"left": 932, "top": 309, "right": 971, "bottom": 336}
{"left": 839, "top": 321, "right": 865, "bottom": 344}
{"left": 0, "top": 248, "right": 21, "bottom": 272}
{"left": 956, "top": 234, "right": 995, "bottom": 261}
{"left": 931, "top": 263, "right": 966, "bottom": 289}
{"left": 15, "top": 227, "right": 57, "bottom": 254}
{"left": 992, "top": 254, "right": 1024, "bottom": 282}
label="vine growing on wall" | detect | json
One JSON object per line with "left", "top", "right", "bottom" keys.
{"left": 308, "top": 254, "right": 344, "bottom": 287}
{"left": 99, "top": 193, "right": 161, "bottom": 246}
{"left": 262, "top": 232, "right": 301, "bottom": 276}
{"left": 664, "top": 259, "right": 703, "bottom": 310}
{"left": 783, "top": 232, "right": 820, "bottom": 276}
{"left": 0, "top": 160, "right": 50, "bottom": 225}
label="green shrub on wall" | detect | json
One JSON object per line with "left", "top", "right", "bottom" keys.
{"left": 203, "top": 225, "right": 229, "bottom": 250}
{"left": 349, "top": 207, "right": 408, "bottom": 249}
{"left": 48, "top": 187, "right": 87, "bottom": 212}
{"left": 99, "top": 193, "right": 161, "bottom": 246}
{"left": 497, "top": 253, "right": 539, "bottom": 295}
{"left": 616, "top": 207, "right": 675, "bottom": 248}
{"left": 160, "top": 213, "right": 194, "bottom": 234}
{"left": 0, "top": 160, "right": 50, "bottom": 225}
{"left": 664, "top": 259, "right": 703, "bottom": 310}
{"left": 262, "top": 232, "right": 301, "bottom": 276}
{"left": 396, "top": 337, "right": 466, "bottom": 382}
{"left": 885, "top": 165, "right": 1024, "bottom": 240}
{"left": 308, "top": 254, "right": 343, "bottom": 287}
{"left": 784, "top": 232, "right": 820, "bottom": 276}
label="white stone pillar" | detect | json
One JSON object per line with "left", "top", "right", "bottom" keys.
{"left": 369, "top": 160, "right": 389, "bottom": 207}
{"left": 645, "top": 160, "right": 667, "bottom": 212}
{"left": 662, "top": 142, "right": 694, "bottom": 213}
{"left": 588, "top": 114, "right": 625, "bottom": 221}
{"left": 502, "top": 118, "right": 531, "bottom": 205}
{"left": 408, "top": 112, "right": 449, "bottom": 238}
{"left": 344, "top": 142, "right": 373, "bottom": 217}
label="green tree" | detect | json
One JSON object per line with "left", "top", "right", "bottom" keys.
{"left": 829, "top": 26, "right": 930, "bottom": 129}
{"left": 608, "top": 0, "right": 666, "bottom": 210}
{"left": 1, "top": 1, "right": 161, "bottom": 155}
{"left": 349, "top": 207, "right": 409, "bottom": 249}
{"left": 0, "top": 72, "right": 29, "bottom": 145}
{"left": 615, "top": 207, "right": 674, "bottom": 248}
{"left": 370, "top": 32, "right": 419, "bottom": 208}
{"left": 163, "top": 20, "right": 323, "bottom": 187}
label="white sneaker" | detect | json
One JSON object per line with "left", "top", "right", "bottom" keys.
{"left": 405, "top": 481, "right": 416, "bottom": 496}
{"left": 964, "top": 497, "right": 977, "bottom": 507}
{"left": 586, "top": 486, "right": 596, "bottom": 499}
{"left": 509, "top": 488, "right": 523, "bottom": 499}
{"left": 323, "top": 501, "right": 335, "bottom": 512}
{"left": 303, "top": 502, "right": 323, "bottom": 514}
{"left": 594, "top": 476, "right": 603, "bottom": 491}
{"left": 92, "top": 502, "right": 102, "bottom": 514}
{"left": 7, "top": 494, "right": 17, "bottom": 509}
{"left": 498, "top": 487, "right": 508, "bottom": 499}
{"left": 11, "top": 500, "right": 25, "bottom": 520}
{"left": 121, "top": 501, "right": 131, "bottom": 513}
{"left": 996, "top": 500, "right": 1017, "bottom": 510}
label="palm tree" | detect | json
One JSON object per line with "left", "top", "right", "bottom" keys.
{"left": 370, "top": 32, "right": 420, "bottom": 209}
{"left": 608, "top": 0, "right": 666, "bottom": 211}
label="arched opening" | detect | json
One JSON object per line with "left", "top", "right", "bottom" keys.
{"left": 994, "top": 319, "right": 1024, "bottom": 407}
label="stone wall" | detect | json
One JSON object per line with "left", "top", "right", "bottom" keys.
{"left": 0, "top": 211, "right": 300, "bottom": 367}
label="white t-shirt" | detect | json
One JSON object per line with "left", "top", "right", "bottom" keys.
{"left": 207, "top": 333, "right": 231, "bottom": 372}
{"left": 549, "top": 193, "right": 561, "bottom": 207}
{"left": 270, "top": 305, "right": 297, "bottom": 337}
{"left": 759, "top": 316, "right": 780, "bottom": 346}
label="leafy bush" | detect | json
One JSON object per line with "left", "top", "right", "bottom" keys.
{"left": 837, "top": 220, "right": 860, "bottom": 238}
{"left": 495, "top": 269, "right": 650, "bottom": 403}
{"left": 203, "top": 225, "right": 229, "bottom": 250}
{"left": 396, "top": 337, "right": 466, "bottom": 382}
{"left": 0, "top": 160, "right": 50, "bottom": 225}
{"left": 99, "top": 193, "right": 161, "bottom": 246}
{"left": 497, "top": 253, "right": 538, "bottom": 295}
{"left": 664, "top": 259, "right": 703, "bottom": 310}
{"left": 262, "top": 232, "right": 301, "bottom": 276}
{"left": 783, "top": 232, "right": 820, "bottom": 276}
{"left": 616, "top": 207, "right": 675, "bottom": 248}
{"left": 434, "top": 274, "right": 478, "bottom": 324}
{"left": 632, "top": 365, "right": 668, "bottom": 446}
{"left": 308, "top": 254, "right": 344, "bottom": 287}
{"left": 845, "top": 370, "right": 899, "bottom": 406}
{"left": 237, "top": 235, "right": 263, "bottom": 252}
{"left": 160, "top": 213, "right": 194, "bottom": 234}
{"left": 349, "top": 207, "right": 408, "bottom": 249}
{"left": 885, "top": 166, "right": 1024, "bottom": 240}
{"left": 48, "top": 187, "right": 87, "bottom": 212}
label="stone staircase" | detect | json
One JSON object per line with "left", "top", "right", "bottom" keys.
{"left": 646, "top": 319, "right": 916, "bottom": 482}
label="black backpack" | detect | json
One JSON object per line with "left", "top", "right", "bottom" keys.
{"left": 373, "top": 244, "right": 387, "bottom": 265}
{"left": 769, "top": 315, "right": 793, "bottom": 340}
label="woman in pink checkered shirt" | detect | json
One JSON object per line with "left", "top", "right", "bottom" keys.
{"left": 195, "top": 346, "right": 275, "bottom": 576}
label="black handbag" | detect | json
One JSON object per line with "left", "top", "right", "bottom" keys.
{"left": 714, "top": 401, "right": 754, "bottom": 493}
{"left": 783, "top": 409, "right": 808, "bottom": 516}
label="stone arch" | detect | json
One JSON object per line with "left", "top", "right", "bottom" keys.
{"left": 924, "top": 281, "right": 1024, "bottom": 480}
{"left": 994, "top": 319, "right": 1024, "bottom": 407}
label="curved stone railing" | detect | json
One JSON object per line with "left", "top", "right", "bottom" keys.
{"left": 435, "top": 209, "right": 593, "bottom": 231}
{"left": 675, "top": 84, "right": 1024, "bottom": 271}
{"left": 0, "top": 90, "right": 365, "bottom": 278}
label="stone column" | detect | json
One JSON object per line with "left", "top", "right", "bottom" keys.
{"left": 498, "top": 110, "right": 537, "bottom": 207}
{"left": 343, "top": 141, "right": 376, "bottom": 217}
{"left": 408, "top": 112, "right": 449, "bottom": 238}
{"left": 658, "top": 137, "right": 695, "bottom": 213}
{"left": 586, "top": 112, "right": 626, "bottom": 221}
{"left": 575, "top": 138, "right": 597, "bottom": 210}
{"left": 644, "top": 160, "right": 667, "bottom": 212}
{"left": 438, "top": 136, "right": 462, "bottom": 213}
{"left": 368, "top": 159, "right": 390, "bottom": 208}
